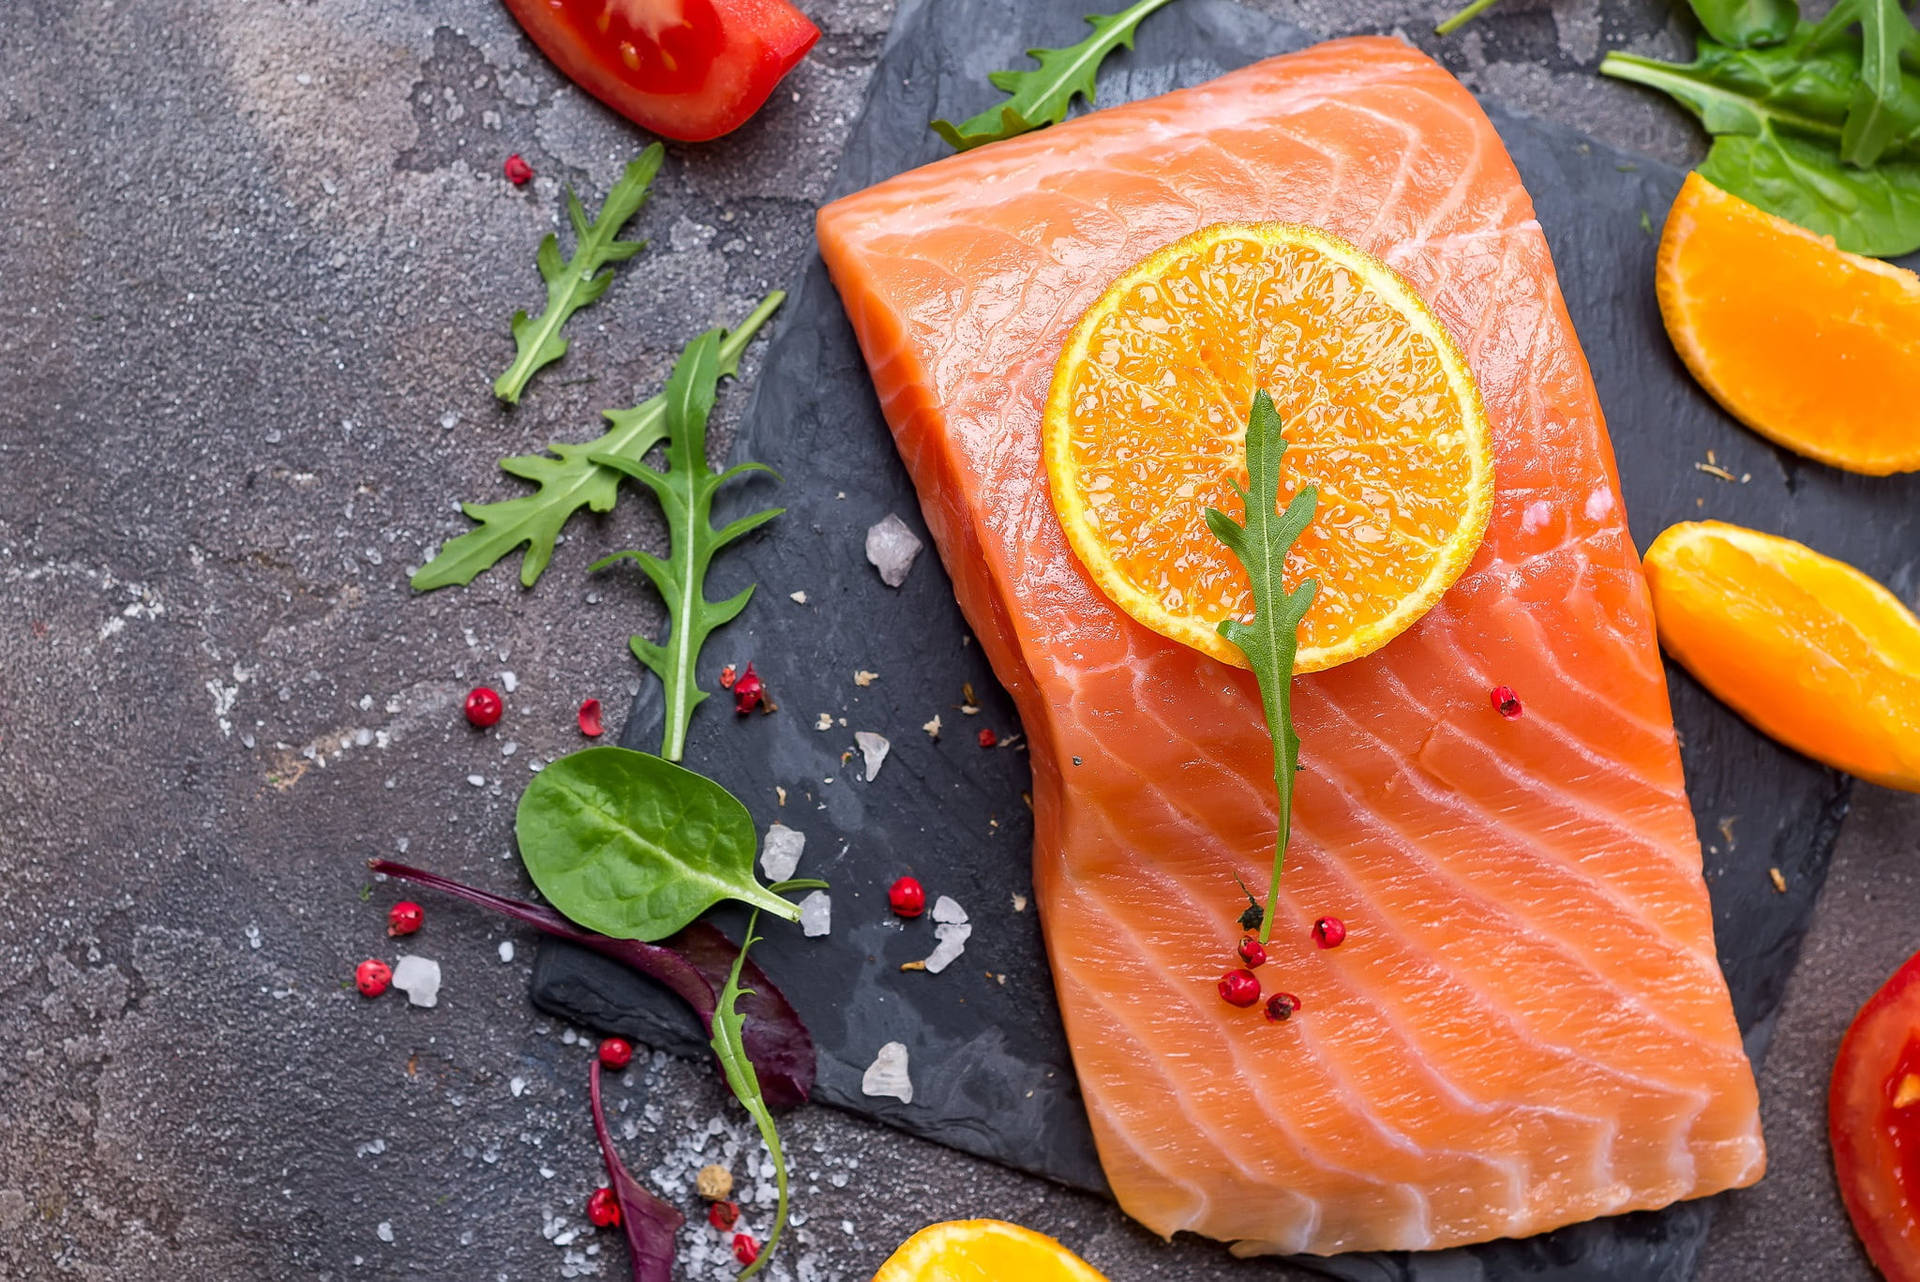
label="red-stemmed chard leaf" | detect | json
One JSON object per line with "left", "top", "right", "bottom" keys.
{"left": 367, "top": 860, "right": 814, "bottom": 1108}
{"left": 590, "top": 1059, "right": 682, "bottom": 1281}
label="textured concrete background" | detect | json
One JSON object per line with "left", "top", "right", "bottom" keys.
{"left": 1, "top": 0, "right": 1912, "bottom": 1278}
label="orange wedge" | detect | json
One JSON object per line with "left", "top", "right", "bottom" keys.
{"left": 1043, "top": 222, "right": 1493, "bottom": 673}
{"left": 871, "top": 1219, "right": 1108, "bottom": 1282}
{"left": 1644, "top": 521, "right": 1920, "bottom": 792}
{"left": 1658, "top": 172, "right": 1920, "bottom": 476}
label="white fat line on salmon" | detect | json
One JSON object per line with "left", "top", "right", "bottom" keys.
{"left": 1383, "top": 221, "right": 1542, "bottom": 269}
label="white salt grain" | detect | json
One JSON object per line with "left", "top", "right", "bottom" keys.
{"left": 931, "top": 895, "right": 967, "bottom": 924}
{"left": 865, "top": 514, "right": 924, "bottom": 587}
{"left": 498, "top": 940, "right": 515, "bottom": 963}
{"left": 376, "top": 1221, "right": 394, "bottom": 1243}
{"left": 391, "top": 955, "right": 441, "bottom": 1008}
{"left": 861, "top": 1042, "right": 912, "bottom": 1103}
{"left": 854, "top": 731, "right": 890, "bottom": 781}
{"left": 923, "top": 923, "right": 972, "bottom": 974}
{"left": 798, "top": 891, "right": 831, "bottom": 938}
{"left": 760, "top": 823, "right": 806, "bottom": 882}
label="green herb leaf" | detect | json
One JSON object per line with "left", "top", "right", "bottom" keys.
{"left": 1602, "top": 24, "right": 1920, "bottom": 255}
{"left": 1692, "top": 0, "right": 1800, "bottom": 48}
{"left": 413, "top": 294, "right": 783, "bottom": 592}
{"left": 1808, "top": 0, "right": 1920, "bottom": 167}
{"left": 931, "top": 0, "right": 1181, "bottom": 151}
{"left": 1700, "top": 121, "right": 1920, "bottom": 254}
{"left": 589, "top": 331, "right": 783, "bottom": 762}
{"left": 515, "top": 746, "right": 798, "bottom": 941}
{"left": 493, "top": 146, "right": 664, "bottom": 405}
{"left": 709, "top": 910, "right": 790, "bottom": 1278}
{"left": 1204, "top": 392, "right": 1317, "bottom": 946}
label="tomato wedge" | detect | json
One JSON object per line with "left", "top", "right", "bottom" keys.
{"left": 502, "top": 0, "right": 819, "bottom": 143}
{"left": 1832, "top": 949, "right": 1920, "bottom": 1282}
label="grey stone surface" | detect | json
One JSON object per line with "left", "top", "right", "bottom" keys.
{"left": 0, "top": 1, "right": 1909, "bottom": 1279}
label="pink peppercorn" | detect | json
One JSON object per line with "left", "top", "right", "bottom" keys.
{"left": 503, "top": 153, "right": 533, "bottom": 185}
{"left": 355, "top": 959, "right": 392, "bottom": 997}
{"left": 1218, "top": 968, "right": 1261, "bottom": 1008}
{"left": 464, "top": 686, "right": 503, "bottom": 728}
{"left": 387, "top": 901, "right": 424, "bottom": 937}
{"left": 598, "top": 1037, "right": 633, "bottom": 1070}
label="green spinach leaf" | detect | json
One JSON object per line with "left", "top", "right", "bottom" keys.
{"left": 1692, "top": 0, "right": 1800, "bottom": 48}
{"left": 515, "top": 746, "right": 798, "bottom": 941}
{"left": 1700, "top": 122, "right": 1920, "bottom": 253}
{"left": 932, "top": 0, "right": 1181, "bottom": 151}
{"left": 494, "top": 146, "right": 664, "bottom": 405}
{"left": 412, "top": 294, "right": 784, "bottom": 592}
{"left": 1204, "top": 392, "right": 1317, "bottom": 946}
{"left": 1603, "top": 22, "right": 1920, "bottom": 254}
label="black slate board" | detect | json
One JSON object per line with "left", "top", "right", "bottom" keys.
{"left": 533, "top": 1, "right": 1920, "bottom": 1276}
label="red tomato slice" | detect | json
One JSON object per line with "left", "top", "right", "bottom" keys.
{"left": 1832, "top": 949, "right": 1920, "bottom": 1282}
{"left": 502, "top": 0, "right": 819, "bottom": 142}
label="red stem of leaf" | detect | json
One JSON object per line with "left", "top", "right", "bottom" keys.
{"left": 590, "top": 1059, "right": 684, "bottom": 1282}
{"left": 367, "top": 860, "right": 814, "bottom": 1108}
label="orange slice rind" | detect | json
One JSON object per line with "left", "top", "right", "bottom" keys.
{"left": 870, "top": 1219, "right": 1109, "bottom": 1282}
{"left": 1043, "top": 221, "right": 1494, "bottom": 673}
{"left": 1658, "top": 172, "right": 1920, "bottom": 476}
{"left": 1644, "top": 520, "right": 1920, "bottom": 792}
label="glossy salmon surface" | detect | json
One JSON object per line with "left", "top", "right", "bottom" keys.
{"left": 817, "top": 37, "right": 1763, "bottom": 1256}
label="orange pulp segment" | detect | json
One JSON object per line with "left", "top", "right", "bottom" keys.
{"left": 1644, "top": 520, "right": 1920, "bottom": 792}
{"left": 1658, "top": 172, "right": 1920, "bottom": 476}
{"left": 870, "top": 1219, "right": 1109, "bottom": 1282}
{"left": 1043, "top": 222, "right": 1494, "bottom": 672}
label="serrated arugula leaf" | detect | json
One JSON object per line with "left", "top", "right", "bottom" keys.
{"left": 1809, "top": 0, "right": 1920, "bottom": 167}
{"left": 590, "top": 330, "right": 783, "bottom": 762}
{"left": 1204, "top": 392, "right": 1317, "bottom": 946}
{"left": 412, "top": 293, "right": 783, "bottom": 592}
{"left": 709, "top": 908, "right": 790, "bottom": 1279}
{"left": 493, "top": 145, "right": 664, "bottom": 404}
{"left": 931, "top": 0, "right": 1181, "bottom": 151}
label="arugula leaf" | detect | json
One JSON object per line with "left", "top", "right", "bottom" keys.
{"left": 709, "top": 908, "right": 790, "bottom": 1278}
{"left": 515, "top": 746, "right": 800, "bottom": 940}
{"left": 493, "top": 145, "right": 664, "bottom": 404}
{"left": 412, "top": 293, "right": 783, "bottom": 592}
{"left": 589, "top": 330, "right": 783, "bottom": 762}
{"left": 1204, "top": 393, "right": 1317, "bottom": 946}
{"left": 932, "top": 0, "right": 1181, "bottom": 151}
{"left": 1808, "top": 0, "right": 1920, "bottom": 166}
{"left": 589, "top": 1059, "right": 683, "bottom": 1282}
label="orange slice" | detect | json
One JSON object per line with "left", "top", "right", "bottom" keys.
{"left": 1658, "top": 172, "right": 1920, "bottom": 476}
{"left": 1644, "top": 521, "right": 1920, "bottom": 792}
{"left": 1043, "top": 222, "right": 1494, "bottom": 672}
{"left": 870, "top": 1219, "right": 1108, "bottom": 1282}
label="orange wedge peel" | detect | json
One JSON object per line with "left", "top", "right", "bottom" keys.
{"left": 1644, "top": 521, "right": 1920, "bottom": 792}
{"left": 1658, "top": 172, "right": 1920, "bottom": 476}
{"left": 1043, "top": 221, "right": 1493, "bottom": 672}
{"left": 870, "top": 1219, "right": 1109, "bottom": 1282}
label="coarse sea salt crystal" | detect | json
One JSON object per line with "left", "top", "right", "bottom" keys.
{"left": 798, "top": 891, "right": 831, "bottom": 937}
{"left": 376, "top": 1221, "right": 394, "bottom": 1243}
{"left": 923, "top": 922, "right": 972, "bottom": 974}
{"left": 865, "top": 514, "right": 923, "bottom": 587}
{"left": 498, "top": 940, "right": 515, "bottom": 963}
{"left": 861, "top": 1042, "right": 912, "bottom": 1103}
{"left": 854, "top": 731, "right": 890, "bottom": 781}
{"left": 931, "top": 895, "right": 967, "bottom": 924}
{"left": 760, "top": 823, "right": 806, "bottom": 882}
{"left": 391, "top": 955, "right": 441, "bottom": 1008}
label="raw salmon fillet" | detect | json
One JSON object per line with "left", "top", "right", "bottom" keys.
{"left": 818, "top": 37, "right": 1763, "bottom": 1256}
